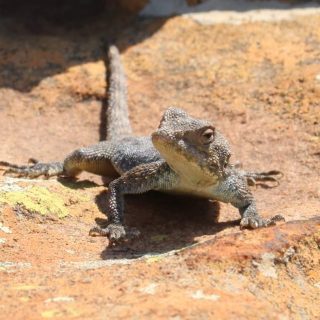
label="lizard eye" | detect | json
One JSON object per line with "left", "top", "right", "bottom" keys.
{"left": 201, "top": 128, "right": 214, "bottom": 144}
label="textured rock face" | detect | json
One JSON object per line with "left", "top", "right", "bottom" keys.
{"left": 0, "top": 175, "right": 319, "bottom": 319}
{"left": 0, "top": 2, "right": 319, "bottom": 319}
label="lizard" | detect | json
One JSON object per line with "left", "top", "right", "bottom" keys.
{"left": 0, "top": 45, "right": 284, "bottom": 244}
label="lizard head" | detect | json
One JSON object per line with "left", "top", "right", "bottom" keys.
{"left": 152, "top": 107, "right": 231, "bottom": 186}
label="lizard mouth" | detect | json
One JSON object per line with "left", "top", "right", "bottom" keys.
{"left": 152, "top": 130, "right": 171, "bottom": 145}
{"left": 152, "top": 130, "right": 220, "bottom": 178}
{"left": 152, "top": 131, "right": 220, "bottom": 186}
{"left": 152, "top": 130, "right": 183, "bottom": 157}
{"left": 151, "top": 130, "right": 178, "bottom": 153}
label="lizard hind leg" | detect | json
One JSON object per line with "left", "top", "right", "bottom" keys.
{"left": 0, "top": 161, "right": 64, "bottom": 179}
{"left": 244, "top": 170, "right": 283, "bottom": 188}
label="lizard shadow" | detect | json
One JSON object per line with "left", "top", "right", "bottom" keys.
{"left": 94, "top": 190, "right": 240, "bottom": 259}
{"left": 57, "top": 177, "right": 100, "bottom": 189}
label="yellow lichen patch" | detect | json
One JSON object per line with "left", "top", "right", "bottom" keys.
{"left": 0, "top": 186, "right": 69, "bottom": 218}
{"left": 41, "top": 309, "right": 62, "bottom": 318}
{"left": 41, "top": 308, "right": 80, "bottom": 318}
{"left": 146, "top": 256, "right": 163, "bottom": 264}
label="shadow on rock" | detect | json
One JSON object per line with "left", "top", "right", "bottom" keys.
{"left": 57, "top": 177, "right": 100, "bottom": 189}
{"left": 2, "top": 0, "right": 318, "bottom": 93}
{"left": 93, "top": 190, "right": 241, "bottom": 259}
{"left": 0, "top": 1, "right": 166, "bottom": 93}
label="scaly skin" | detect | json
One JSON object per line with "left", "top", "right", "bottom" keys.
{"left": 0, "top": 46, "right": 284, "bottom": 244}
{"left": 105, "top": 45, "right": 132, "bottom": 140}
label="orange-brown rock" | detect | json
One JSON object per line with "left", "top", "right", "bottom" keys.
{"left": 0, "top": 2, "right": 319, "bottom": 319}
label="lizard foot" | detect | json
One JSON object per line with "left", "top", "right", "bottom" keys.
{"left": 0, "top": 161, "right": 63, "bottom": 178}
{"left": 89, "top": 223, "right": 141, "bottom": 244}
{"left": 240, "top": 214, "right": 285, "bottom": 229}
{"left": 245, "top": 170, "right": 283, "bottom": 188}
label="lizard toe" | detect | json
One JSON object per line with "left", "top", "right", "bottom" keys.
{"left": 89, "top": 224, "right": 140, "bottom": 244}
{"left": 244, "top": 217, "right": 263, "bottom": 229}
{"left": 106, "top": 224, "right": 127, "bottom": 244}
{"left": 89, "top": 226, "right": 109, "bottom": 237}
{"left": 240, "top": 216, "right": 276, "bottom": 229}
{"left": 259, "top": 218, "right": 276, "bottom": 228}
{"left": 270, "top": 214, "right": 285, "bottom": 223}
{"left": 240, "top": 217, "right": 249, "bottom": 229}
{"left": 1, "top": 161, "right": 63, "bottom": 178}
{"left": 249, "top": 218, "right": 260, "bottom": 229}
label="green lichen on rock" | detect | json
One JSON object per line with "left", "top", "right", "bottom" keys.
{"left": 0, "top": 186, "right": 69, "bottom": 218}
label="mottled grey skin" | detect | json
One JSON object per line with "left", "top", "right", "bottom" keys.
{"left": 0, "top": 46, "right": 284, "bottom": 244}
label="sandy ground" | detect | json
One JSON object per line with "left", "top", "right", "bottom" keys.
{"left": 0, "top": 2, "right": 319, "bottom": 319}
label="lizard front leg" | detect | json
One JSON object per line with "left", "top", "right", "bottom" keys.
{"left": 238, "top": 200, "right": 284, "bottom": 229}
{"left": 89, "top": 160, "right": 177, "bottom": 244}
{"left": 215, "top": 169, "right": 284, "bottom": 229}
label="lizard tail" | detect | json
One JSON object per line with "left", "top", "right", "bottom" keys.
{"left": 105, "top": 45, "right": 132, "bottom": 141}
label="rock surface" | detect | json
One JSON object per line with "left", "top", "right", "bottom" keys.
{"left": 0, "top": 1, "right": 319, "bottom": 319}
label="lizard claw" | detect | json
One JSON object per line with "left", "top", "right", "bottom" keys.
{"left": 269, "top": 214, "right": 285, "bottom": 223}
{"left": 240, "top": 214, "right": 285, "bottom": 230}
{"left": 0, "top": 161, "right": 63, "bottom": 178}
{"left": 28, "top": 158, "right": 40, "bottom": 165}
{"left": 89, "top": 223, "right": 140, "bottom": 245}
{"left": 240, "top": 216, "right": 264, "bottom": 229}
{"left": 245, "top": 170, "right": 283, "bottom": 188}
